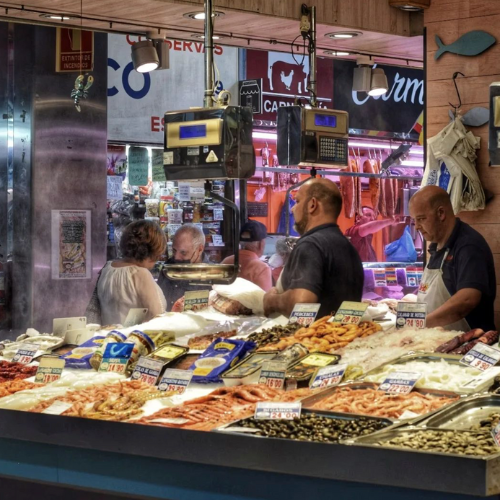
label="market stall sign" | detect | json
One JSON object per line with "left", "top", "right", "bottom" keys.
{"left": 378, "top": 371, "right": 421, "bottom": 394}
{"left": 396, "top": 302, "right": 427, "bottom": 330}
{"left": 492, "top": 422, "right": 500, "bottom": 448}
{"left": 460, "top": 343, "right": 500, "bottom": 372}
{"left": 12, "top": 343, "right": 39, "bottom": 365}
{"left": 333, "top": 302, "right": 368, "bottom": 325}
{"left": 42, "top": 401, "right": 73, "bottom": 415}
{"left": 151, "top": 149, "right": 164, "bottom": 182}
{"left": 289, "top": 303, "right": 321, "bottom": 327}
{"left": 123, "top": 308, "right": 148, "bottom": 328}
{"left": 128, "top": 146, "right": 149, "bottom": 186}
{"left": 184, "top": 290, "right": 210, "bottom": 312}
{"left": 98, "top": 342, "right": 134, "bottom": 374}
{"left": 158, "top": 368, "right": 193, "bottom": 394}
{"left": 254, "top": 401, "right": 301, "bottom": 420}
{"left": 131, "top": 356, "right": 164, "bottom": 386}
{"left": 34, "top": 356, "right": 65, "bottom": 384}
{"left": 259, "top": 360, "right": 287, "bottom": 390}
{"left": 310, "top": 363, "right": 348, "bottom": 389}
{"left": 53, "top": 316, "right": 87, "bottom": 336}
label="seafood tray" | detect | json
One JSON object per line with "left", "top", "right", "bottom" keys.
{"left": 300, "top": 382, "right": 460, "bottom": 421}
{"left": 285, "top": 352, "right": 341, "bottom": 387}
{"left": 413, "top": 394, "right": 500, "bottom": 430}
{"left": 221, "top": 352, "right": 278, "bottom": 386}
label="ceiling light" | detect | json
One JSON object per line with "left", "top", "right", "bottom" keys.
{"left": 184, "top": 11, "right": 225, "bottom": 20}
{"left": 191, "top": 34, "right": 223, "bottom": 40}
{"left": 131, "top": 40, "right": 159, "bottom": 73}
{"left": 40, "top": 13, "right": 77, "bottom": 20}
{"left": 325, "top": 31, "right": 362, "bottom": 39}
{"left": 323, "top": 50, "right": 351, "bottom": 57}
{"left": 368, "top": 68, "right": 389, "bottom": 96}
{"left": 399, "top": 5, "right": 423, "bottom": 10}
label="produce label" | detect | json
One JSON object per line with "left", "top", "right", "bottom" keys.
{"left": 123, "top": 308, "right": 148, "bottom": 328}
{"left": 460, "top": 343, "right": 500, "bottom": 371}
{"left": 289, "top": 303, "right": 321, "bottom": 326}
{"left": 99, "top": 342, "right": 134, "bottom": 374}
{"left": 378, "top": 371, "right": 421, "bottom": 394}
{"left": 259, "top": 361, "right": 287, "bottom": 390}
{"left": 131, "top": 356, "right": 164, "bottom": 386}
{"left": 42, "top": 401, "right": 72, "bottom": 415}
{"left": 396, "top": 302, "right": 427, "bottom": 330}
{"left": 184, "top": 290, "right": 210, "bottom": 312}
{"left": 492, "top": 422, "right": 500, "bottom": 448}
{"left": 34, "top": 356, "right": 65, "bottom": 384}
{"left": 12, "top": 343, "right": 39, "bottom": 364}
{"left": 158, "top": 368, "right": 193, "bottom": 394}
{"left": 254, "top": 402, "right": 301, "bottom": 420}
{"left": 333, "top": 301, "right": 368, "bottom": 325}
{"left": 310, "top": 363, "right": 348, "bottom": 389}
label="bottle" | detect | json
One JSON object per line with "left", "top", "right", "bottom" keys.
{"left": 193, "top": 203, "right": 201, "bottom": 223}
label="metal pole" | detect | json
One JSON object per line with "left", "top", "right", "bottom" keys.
{"left": 203, "top": 0, "right": 214, "bottom": 108}
{"left": 309, "top": 6, "right": 317, "bottom": 108}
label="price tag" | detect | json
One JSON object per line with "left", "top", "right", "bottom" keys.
{"left": 333, "top": 301, "right": 368, "bottom": 325}
{"left": 34, "top": 356, "right": 65, "bottom": 384}
{"left": 158, "top": 369, "right": 193, "bottom": 394}
{"left": 378, "top": 371, "right": 421, "bottom": 394}
{"left": 98, "top": 342, "right": 134, "bottom": 374}
{"left": 213, "top": 208, "right": 224, "bottom": 221}
{"left": 460, "top": 343, "right": 500, "bottom": 372}
{"left": 310, "top": 363, "right": 348, "bottom": 389}
{"left": 212, "top": 235, "right": 224, "bottom": 247}
{"left": 396, "top": 302, "right": 427, "bottom": 330}
{"left": 42, "top": 401, "right": 72, "bottom": 415}
{"left": 184, "top": 290, "right": 210, "bottom": 312}
{"left": 259, "top": 361, "right": 287, "bottom": 390}
{"left": 178, "top": 183, "right": 191, "bottom": 202}
{"left": 492, "top": 422, "right": 500, "bottom": 448}
{"left": 254, "top": 402, "right": 301, "bottom": 420}
{"left": 131, "top": 356, "right": 164, "bottom": 386}
{"left": 289, "top": 303, "right": 321, "bottom": 326}
{"left": 123, "top": 308, "right": 148, "bottom": 328}
{"left": 12, "top": 343, "right": 39, "bottom": 364}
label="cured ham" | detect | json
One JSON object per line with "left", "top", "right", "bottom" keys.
{"left": 340, "top": 159, "right": 355, "bottom": 218}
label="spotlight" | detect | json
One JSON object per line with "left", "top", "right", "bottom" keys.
{"left": 323, "top": 50, "right": 351, "bottom": 57}
{"left": 352, "top": 56, "right": 388, "bottom": 96}
{"left": 325, "top": 31, "right": 362, "bottom": 39}
{"left": 131, "top": 40, "right": 159, "bottom": 73}
{"left": 183, "top": 11, "right": 225, "bottom": 20}
{"left": 40, "top": 13, "right": 77, "bottom": 20}
{"left": 368, "top": 68, "right": 389, "bottom": 96}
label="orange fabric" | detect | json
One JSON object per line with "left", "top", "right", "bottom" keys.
{"left": 222, "top": 250, "right": 273, "bottom": 291}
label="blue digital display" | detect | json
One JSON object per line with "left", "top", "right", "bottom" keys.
{"left": 179, "top": 124, "right": 207, "bottom": 139}
{"left": 314, "top": 114, "right": 337, "bottom": 128}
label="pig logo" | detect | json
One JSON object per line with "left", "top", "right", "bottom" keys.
{"left": 268, "top": 52, "right": 309, "bottom": 94}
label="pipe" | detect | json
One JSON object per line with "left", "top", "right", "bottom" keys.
{"left": 203, "top": 0, "right": 214, "bottom": 108}
{"left": 308, "top": 6, "right": 317, "bottom": 108}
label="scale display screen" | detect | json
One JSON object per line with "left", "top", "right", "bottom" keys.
{"left": 314, "top": 113, "right": 337, "bottom": 128}
{"left": 179, "top": 124, "right": 207, "bottom": 140}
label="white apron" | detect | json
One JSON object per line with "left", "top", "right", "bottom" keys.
{"left": 417, "top": 249, "right": 470, "bottom": 332}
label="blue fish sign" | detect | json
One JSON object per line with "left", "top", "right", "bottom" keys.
{"left": 435, "top": 30, "right": 496, "bottom": 60}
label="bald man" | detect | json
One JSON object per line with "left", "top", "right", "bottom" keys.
{"left": 410, "top": 186, "right": 496, "bottom": 331}
{"left": 263, "top": 178, "right": 364, "bottom": 318}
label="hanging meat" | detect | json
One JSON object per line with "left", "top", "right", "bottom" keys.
{"left": 351, "top": 158, "right": 362, "bottom": 216}
{"left": 363, "top": 159, "right": 380, "bottom": 215}
{"left": 340, "top": 158, "right": 356, "bottom": 218}
{"left": 384, "top": 178, "right": 395, "bottom": 216}
{"left": 378, "top": 160, "right": 387, "bottom": 217}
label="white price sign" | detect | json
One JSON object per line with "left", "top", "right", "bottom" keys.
{"left": 12, "top": 343, "right": 39, "bottom": 364}
{"left": 310, "top": 363, "right": 348, "bottom": 389}
{"left": 131, "top": 356, "right": 164, "bottom": 386}
{"left": 379, "top": 371, "right": 421, "bottom": 394}
{"left": 289, "top": 303, "right": 321, "bottom": 327}
{"left": 254, "top": 402, "right": 301, "bottom": 420}
{"left": 333, "top": 301, "right": 368, "bottom": 325}
{"left": 396, "top": 302, "right": 427, "bottom": 329}
{"left": 158, "top": 368, "right": 193, "bottom": 394}
{"left": 259, "top": 361, "right": 287, "bottom": 390}
{"left": 460, "top": 343, "right": 500, "bottom": 372}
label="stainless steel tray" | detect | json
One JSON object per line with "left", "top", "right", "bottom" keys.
{"left": 300, "top": 381, "right": 460, "bottom": 422}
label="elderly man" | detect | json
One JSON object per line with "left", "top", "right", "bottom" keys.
{"left": 410, "top": 186, "right": 496, "bottom": 331}
{"left": 222, "top": 220, "right": 272, "bottom": 291}
{"left": 263, "top": 178, "right": 364, "bottom": 318}
{"left": 157, "top": 224, "right": 209, "bottom": 310}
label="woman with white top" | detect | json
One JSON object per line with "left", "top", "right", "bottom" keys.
{"left": 98, "top": 220, "right": 167, "bottom": 326}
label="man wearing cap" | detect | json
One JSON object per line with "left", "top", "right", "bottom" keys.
{"left": 222, "top": 220, "right": 273, "bottom": 291}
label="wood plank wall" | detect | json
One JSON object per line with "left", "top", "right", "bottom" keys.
{"left": 425, "top": 0, "right": 500, "bottom": 327}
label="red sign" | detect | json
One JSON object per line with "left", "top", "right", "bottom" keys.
{"left": 56, "top": 28, "right": 94, "bottom": 72}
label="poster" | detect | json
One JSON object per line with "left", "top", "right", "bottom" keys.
{"left": 107, "top": 144, "right": 127, "bottom": 178}
{"left": 128, "top": 146, "right": 149, "bottom": 186}
{"left": 51, "top": 210, "right": 91, "bottom": 280}
{"left": 107, "top": 176, "right": 123, "bottom": 200}
{"left": 151, "top": 149, "right": 165, "bottom": 182}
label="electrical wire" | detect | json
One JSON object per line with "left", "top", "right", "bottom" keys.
{"left": 290, "top": 34, "right": 307, "bottom": 66}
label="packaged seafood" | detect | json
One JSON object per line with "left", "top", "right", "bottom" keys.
{"left": 89, "top": 330, "right": 127, "bottom": 370}
{"left": 60, "top": 336, "right": 106, "bottom": 369}
{"left": 125, "top": 330, "right": 156, "bottom": 374}
{"left": 188, "top": 330, "right": 237, "bottom": 351}
{"left": 286, "top": 352, "right": 340, "bottom": 386}
{"left": 168, "top": 353, "right": 201, "bottom": 371}
{"left": 148, "top": 344, "right": 188, "bottom": 364}
{"left": 142, "top": 330, "right": 175, "bottom": 348}
{"left": 222, "top": 352, "right": 278, "bottom": 386}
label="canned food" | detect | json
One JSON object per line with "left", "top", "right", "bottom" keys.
{"left": 89, "top": 330, "right": 127, "bottom": 371}
{"left": 125, "top": 330, "right": 155, "bottom": 374}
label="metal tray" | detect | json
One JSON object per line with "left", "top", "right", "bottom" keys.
{"left": 300, "top": 381, "right": 460, "bottom": 422}
{"left": 413, "top": 394, "right": 500, "bottom": 430}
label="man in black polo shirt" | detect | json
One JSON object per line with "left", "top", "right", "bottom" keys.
{"left": 263, "top": 178, "right": 364, "bottom": 318}
{"left": 410, "top": 186, "right": 496, "bottom": 331}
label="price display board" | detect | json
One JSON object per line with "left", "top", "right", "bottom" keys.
{"left": 98, "top": 342, "right": 134, "bottom": 374}
{"left": 131, "top": 356, "right": 164, "bottom": 386}
{"left": 460, "top": 343, "right": 500, "bottom": 372}
{"left": 158, "top": 369, "right": 193, "bottom": 394}
{"left": 333, "top": 301, "right": 368, "bottom": 325}
{"left": 396, "top": 302, "right": 427, "bottom": 329}
{"left": 259, "top": 361, "right": 287, "bottom": 390}
{"left": 254, "top": 402, "right": 301, "bottom": 420}
{"left": 378, "top": 371, "right": 421, "bottom": 395}
{"left": 289, "top": 303, "right": 321, "bottom": 326}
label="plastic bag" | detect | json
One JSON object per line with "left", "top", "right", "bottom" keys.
{"left": 384, "top": 226, "right": 417, "bottom": 263}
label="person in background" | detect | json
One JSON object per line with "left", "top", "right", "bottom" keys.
{"left": 269, "top": 237, "right": 292, "bottom": 286}
{"left": 157, "top": 224, "right": 210, "bottom": 310}
{"left": 222, "top": 220, "right": 273, "bottom": 292}
{"left": 97, "top": 220, "right": 167, "bottom": 325}
{"left": 410, "top": 186, "right": 496, "bottom": 331}
{"left": 345, "top": 206, "right": 400, "bottom": 262}
{"left": 264, "top": 178, "right": 364, "bottom": 318}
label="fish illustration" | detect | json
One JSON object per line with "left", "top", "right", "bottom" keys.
{"left": 448, "top": 107, "right": 489, "bottom": 127}
{"left": 435, "top": 30, "right": 496, "bottom": 60}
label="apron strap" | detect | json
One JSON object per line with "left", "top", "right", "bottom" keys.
{"left": 439, "top": 249, "right": 450, "bottom": 271}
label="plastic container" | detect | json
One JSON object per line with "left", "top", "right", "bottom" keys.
{"left": 89, "top": 330, "right": 127, "bottom": 370}
{"left": 286, "top": 352, "right": 341, "bottom": 387}
{"left": 145, "top": 199, "right": 159, "bottom": 218}
{"left": 125, "top": 330, "right": 156, "bottom": 373}
{"left": 167, "top": 209, "right": 183, "bottom": 225}
{"left": 222, "top": 351, "right": 278, "bottom": 386}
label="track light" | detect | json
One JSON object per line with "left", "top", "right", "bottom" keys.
{"left": 131, "top": 33, "right": 169, "bottom": 73}
{"left": 368, "top": 68, "right": 389, "bottom": 96}
{"left": 352, "top": 56, "right": 388, "bottom": 96}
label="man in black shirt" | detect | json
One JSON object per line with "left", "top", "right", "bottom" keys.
{"left": 411, "top": 186, "right": 496, "bottom": 331}
{"left": 263, "top": 178, "right": 364, "bottom": 318}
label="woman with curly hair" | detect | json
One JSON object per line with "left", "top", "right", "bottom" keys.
{"left": 97, "top": 220, "right": 167, "bottom": 325}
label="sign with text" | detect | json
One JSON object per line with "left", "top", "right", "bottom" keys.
{"left": 254, "top": 402, "right": 301, "bottom": 420}
{"left": 12, "top": 343, "right": 39, "bottom": 364}
{"left": 56, "top": 28, "right": 94, "bottom": 72}
{"left": 310, "top": 363, "right": 348, "bottom": 389}
{"left": 333, "top": 302, "right": 368, "bottom": 325}
{"left": 34, "top": 356, "right": 65, "bottom": 384}
{"left": 131, "top": 356, "right": 164, "bottom": 386}
{"left": 107, "top": 176, "right": 123, "bottom": 201}
{"left": 259, "top": 361, "right": 287, "bottom": 390}
{"left": 460, "top": 343, "right": 500, "bottom": 372}
{"left": 289, "top": 303, "right": 321, "bottom": 327}
{"left": 184, "top": 290, "right": 210, "bottom": 312}
{"left": 379, "top": 371, "right": 421, "bottom": 394}
{"left": 158, "top": 368, "right": 193, "bottom": 394}
{"left": 42, "top": 401, "right": 73, "bottom": 415}
{"left": 99, "top": 342, "right": 134, "bottom": 374}
{"left": 396, "top": 302, "right": 427, "bottom": 330}
{"left": 151, "top": 149, "right": 165, "bottom": 182}
{"left": 128, "top": 146, "right": 149, "bottom": 186}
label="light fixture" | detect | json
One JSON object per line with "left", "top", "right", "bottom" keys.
{"left": 40, "top": 13, "right": 78, "bottom": 20}
{"left": 368, "top": 67, "right": 389, "bottom": 96}
{"left": 131, "top": 32, "right": 169, "bottom": 73}
{"left": 191, "top": 33, "right": 223, "bottom": 40}
{"left": 184, "top": 11, "right": 225, "bottom": 20}
{"left": 388, "top": 0, "right": 430, "bottom": 11}
{"left": 323, "top": 50, "right": 351, "bottom": 57}
{"left": 325, "top": 31, "right": 362, "bottom": 39}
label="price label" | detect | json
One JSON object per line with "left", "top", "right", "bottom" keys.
{"left": 42, "top": 401, "right": 73, "bottom": 415}
{"left": 12, "top": 343, "right": 39, "bottom": 364}
{"left": 460, "top": 343, "right": 500, "bottom": 372}
{"left": 259, "top": 361, "right": 287, "bottom": 390}
{"left": 98, "top": 342, "right": 134, "bottom": 373}
{"left": 213, "top": 208, "right": 224, "bottom": 221}
{"left": 190, "top": 186, "right": 205, "bottom": 201}
{"left": 379, "top": 371, "right": 421, "bottom": 394}
{"left": 184, "top": 290, "right": 210, "bottom": 312}
{"left": 131, "top": 356, "right": 164, "bottom": 386}
{"left": 211, "top": 235, "right": 224, "bottom": 247}
{"left": 396, "top": 302, "right": 427, "bottom": 330}
{"left": 492, "top": 422, "right": 500, "bottom": 448}
{"left": 158, "top": 368, "right": 193, "bottom": 394}
{"left": 289, "top": 303, "right": 321, "bottom": 327}
{"left": 34, "top": 356, "right": 65, "bottom": 384}
{"left": 178, "top": 183, "right": 190, "bottom": 202}
{"left": 123, "top": 308, "right": 148, "bottom": 328}
{"left": 310, "top": 363, "right": 348, "bottom": 389}
{"left": 333, "top": 301, "right": 368, "bottom": 325}
{"left": 254, "top": 402, "right": 301, "bottom": 420}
